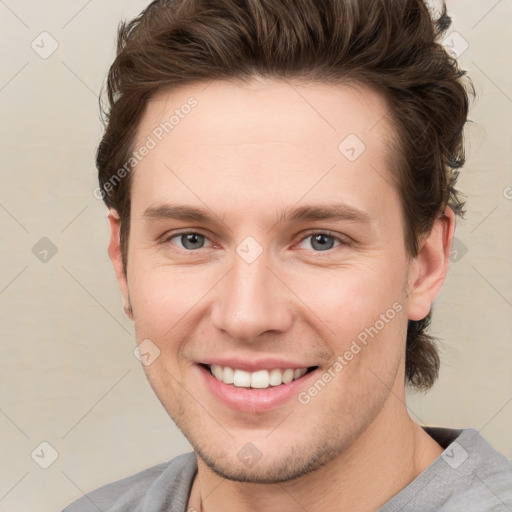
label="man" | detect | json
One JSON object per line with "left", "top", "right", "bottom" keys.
{"left": 64, "top": 0, "right": 512, "bottom": 510}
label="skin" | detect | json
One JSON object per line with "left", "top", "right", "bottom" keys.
{"left": 107, "top": 78, "right": 455, "bottom": 512}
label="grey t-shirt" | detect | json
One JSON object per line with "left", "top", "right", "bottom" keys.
{"left": 62, "top": 426, "right": 512, "bottom": 511}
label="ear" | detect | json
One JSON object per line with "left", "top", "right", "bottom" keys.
{"left": 407, "top": 206, "right": 456, "bottom": 321}
{"left": 107, "top": 208, "right": 134, "bottom": 321}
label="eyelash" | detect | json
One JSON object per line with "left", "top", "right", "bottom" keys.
{"left": 160, "top": 230, "right": 351, "bottom": 253}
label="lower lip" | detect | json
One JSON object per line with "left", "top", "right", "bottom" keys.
{"left": 197, "top": 364, "right": 320, "bottom": 413}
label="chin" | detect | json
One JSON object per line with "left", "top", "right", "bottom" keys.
{"left": 193, "top": 440, "right": 341, "bottom": 484}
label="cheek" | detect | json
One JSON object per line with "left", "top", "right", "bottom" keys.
{"left": 285, "top": 258, "right": 408, "bottom": 383}
{"left": 128, "top": 262, "right": 212, "bottom": 337}
{"left": 291, "top": 257, "right": 407, "bottom": 332}
{"left": 129, "top": 268, "right": 199, "bottom": 401}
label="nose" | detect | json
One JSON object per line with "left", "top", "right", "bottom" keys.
{"left": 210, "top": 252, "right": 294, "bottom": 343}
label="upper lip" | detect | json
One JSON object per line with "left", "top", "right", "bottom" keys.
{"left": 198, "top": 357, "right": 317, "bottom": 372}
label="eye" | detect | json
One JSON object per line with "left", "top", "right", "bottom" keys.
{"left": 162, "top": 230, "right": 348, "bottom": 252}
{"left": 297, "top": 232, "right": 347, "bottom": 252}
{"left": 165, "top": 231, "right": 212, "bottom": 251}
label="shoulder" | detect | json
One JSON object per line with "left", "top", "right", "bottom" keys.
{"left": 454, "top": 428, "right": 512, "bottom": 509}
{"left": 61, "top": 451, "right": 197, "bottom": 512}
{"left": 426, "top": 427, "right": 512, "bottom": 511}
{"left": 379, "top": 427, "right": 512, "bottom": 512}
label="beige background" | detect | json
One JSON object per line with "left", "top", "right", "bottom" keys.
{"left": 0, "top": 1, "right": 510, "bottom": 511}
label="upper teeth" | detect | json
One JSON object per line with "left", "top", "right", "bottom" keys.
{"left": 209, "top": 365, "right": 308, "bottom": 388}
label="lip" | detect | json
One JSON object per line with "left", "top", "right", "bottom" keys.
{"left": 196, "top": 363, "right": 321, "bottom": 413}
{"left": 198, "top": 357, "right": 316, "bottom": 372}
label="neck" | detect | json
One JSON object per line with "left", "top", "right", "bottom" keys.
{"left": 188, "top": 396, "right": 443, "bottom": 512}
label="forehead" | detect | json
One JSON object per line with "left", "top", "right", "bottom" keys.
{"left": 136, "top": 77, "right": 393, "bottom": 150}
{"left": 130, "top": 78, "right": 398, "bottom": 221}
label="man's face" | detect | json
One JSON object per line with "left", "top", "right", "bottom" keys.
{"left": 116, "top": 79, "right": 417, "bottom": 482}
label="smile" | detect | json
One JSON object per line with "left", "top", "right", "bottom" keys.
{"left": 207, "top": 364, "right": 315, "bottom": 389}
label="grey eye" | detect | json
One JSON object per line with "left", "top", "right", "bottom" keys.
{"left": 309, "top": 234, "right": 336, "bottom": 251}
{"left": 172, "top": 233, "right": 208, "bottom": 250}
{"left": 298, "top": 233, "right": 341, "bottom": 252}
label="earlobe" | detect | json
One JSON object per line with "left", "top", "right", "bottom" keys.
{"left": 407, "top": 206, "right": 456, "bottom": 321}
{"left": 107, "top": 209, "right": 134, "bottom": 321}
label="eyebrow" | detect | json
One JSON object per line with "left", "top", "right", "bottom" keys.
{"left": 282, "top": 204, "right": 373, "bottom": 224}
{"left": 142, "top": 202, "right": 373, "bottom": 227}
{"left": 143, "top": 204, "right": 223, "bottom": 224}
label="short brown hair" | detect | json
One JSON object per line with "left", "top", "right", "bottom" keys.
{"left": 96, "top": 0, "right": 474, "bottom": 391}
